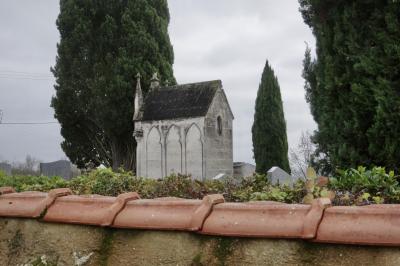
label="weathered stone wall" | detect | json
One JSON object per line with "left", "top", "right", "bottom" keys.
{"left": 40, "top": 160, "right": 72, "bottom": 180}
{"left": 204, "top": 89, "right": 234, "bottom": 178}
{"left": 1, "top": 218, "right": 400, "bottom": 266}
{"left": 134, "top": 86, "right": 233, "bottom": 180}
{"left": 135, "top": 117, "right": 205, "bottom": 179}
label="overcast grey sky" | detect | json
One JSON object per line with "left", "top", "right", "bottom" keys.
{"left": 0, "top": 0, "right": 316, "bottom": 165}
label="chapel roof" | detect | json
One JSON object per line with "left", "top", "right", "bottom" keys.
{"left": 140, "top": 80, "right": 221, "bottom": 121}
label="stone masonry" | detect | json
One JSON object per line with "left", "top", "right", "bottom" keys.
{"left": 133, "top": 74, "right": 234, "bottom": 180}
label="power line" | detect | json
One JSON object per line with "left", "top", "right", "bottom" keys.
{"left": 0, "top": 69, "right": 54, "bottom": 80}
{"left": 0, "top": 76, "right": 53, "bottom": 81}
{"left": 0, "top": 109, "right": 58, "bottom": 125}
{"left": 0, "top": 122, "right": 58, "bottom": 125}
{"left": 0, "top": 75, "right": 53, "bottom": 81}
{"left": 0, "top": 70, "right": 51, "bottom": 75}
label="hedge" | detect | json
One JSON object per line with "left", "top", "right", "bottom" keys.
{"left": 1, "top": 166, "right": 399, "bottom": 205}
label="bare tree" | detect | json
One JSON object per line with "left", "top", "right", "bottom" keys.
{"left": 290, "top": 131, "right": 315, "bottom": 179}
{"left": 12, "top": 155, "right": 41, "bottom": 176}
{"left": 0, "top": 155, "right": 8, "bottom": 164}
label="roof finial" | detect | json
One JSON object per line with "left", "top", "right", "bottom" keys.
{"left": 150, "top": 72, "right": 160, "bottom": 89}
{"left": 151, "top": 72, "right": 159, "bottom": 80}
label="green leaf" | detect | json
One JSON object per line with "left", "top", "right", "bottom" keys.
{"left": 372, "top": 196, "right": 384, "bottom": 204}
{"left": 306, "top": 167, "right": 317, "bottom": 180}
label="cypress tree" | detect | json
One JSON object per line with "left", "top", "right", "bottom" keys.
{"left": 51, "top": 0, "right": 175, "bottom": 170}
{"left": 252, "top": 60, "right": 290, "bottom": 174}
{"left": 299, "top": 0, "right": 400, "bottom": 172}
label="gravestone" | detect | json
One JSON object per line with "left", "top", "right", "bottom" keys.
{"left": 0, "top": 163, "right": 12, "bottom": 176}
{"left": 267, "top": 166, "right": 298, "bottom": 186}
{"left": 212, "top": 173, "right": 229, "bottom": 181}
{"left": 40, "top": 160, "right": 72, "bottom": 180}
{"left": 233, "top": 162, "right": 256, "bottom": 178}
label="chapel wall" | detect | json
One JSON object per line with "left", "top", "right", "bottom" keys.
{"left": 135, "top": 117, "right": 205, "bottom": 179}
{"left": 204, "top": 90, "right": 233, "bottom": 178}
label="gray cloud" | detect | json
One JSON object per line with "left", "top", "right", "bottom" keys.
{"left": 169, "top": 0, "right": 316, "bottom": 163}
{"left": 0, "top": 0, "right": 316, "bottom": 166}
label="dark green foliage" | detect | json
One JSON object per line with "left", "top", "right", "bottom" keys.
{"left": 1, "top": 166, "right": 400, "bottom": 205}
{"left": 330, "top": 166, "right": 398, "bottom": 194}
{"left": 329, "top": 166, "right": 400, "bottom": 205}
{"left": 252, "top": 60, "right": 290, "bottom": 174}
{"left": 299, "top": 0, "right": 400, "bottom": 173}
{"left": 51, "top": 0, "right": 176, "bottom": 170}
{"left": 0, "top": 172, "right": 68, "bottom": 192}
{"left": 0, "top": 168, "right": 306, "bottom": 203}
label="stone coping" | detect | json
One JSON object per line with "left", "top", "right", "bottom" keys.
{"left": 0, "top": 187, "right": 399, "bottom": 246}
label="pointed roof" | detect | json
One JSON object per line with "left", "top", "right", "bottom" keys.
{"left": 140, "top": 80, "right": 221, "bottom": 121}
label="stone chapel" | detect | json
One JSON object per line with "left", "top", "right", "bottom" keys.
{"left": 133, "top": 73, "right": 234, "bottom": 180}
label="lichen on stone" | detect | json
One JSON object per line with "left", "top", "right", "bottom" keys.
{"left": 213, "top": 237, "right": 236, "bottom": 266}
{"left": 73, "top": 251, "right": 93, "bottom": 266}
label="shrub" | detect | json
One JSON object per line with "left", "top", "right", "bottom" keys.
{"left": 329, "top": 166, "right": 400, "bottom": 205}
{"left": 0, "top": 171, "right": 68, "bottom": 192}
{"left": 1, "top": 166, "right": 399, "bottom": 205}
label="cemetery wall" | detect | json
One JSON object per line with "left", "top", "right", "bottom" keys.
{"left": 40, "top": 160, "right": 72, "bottom": 179}
{"left": 2, "top": 218, "right": 400, "bottom": 266}
{"left": 1, "top": 187, "right": 400, "bottom": 265}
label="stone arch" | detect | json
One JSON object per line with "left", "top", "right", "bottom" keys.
{"left": 185, "top": 123, "right": 203, "bottom": 180}
{"left": 146, "top": 126, "right": 162, "bottom": 179}
{"left": 165, "top": 124, "right": 182, "bottom": 175}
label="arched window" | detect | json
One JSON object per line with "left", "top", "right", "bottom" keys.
{"left": 217, "top": 116, "right": 222, "bottom": 136}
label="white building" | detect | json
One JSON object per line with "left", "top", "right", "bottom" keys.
{"left": 133, "top": 74, "right": 234, "bottom": 180}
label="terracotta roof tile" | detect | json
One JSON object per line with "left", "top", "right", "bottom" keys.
{"left": 2, "top": 186, "right": 400, "bottom": 246}
{"left": 0, "top": 188, "right": 71, "bottom": 218}
{"left": 201, "top": 201, "right": 313, "bottom": 238}
{"left": 315, "top": 205, "right": 400, "bottom": 245}
{"left": 44, "top": 192, "right": 140, "bottom": 226}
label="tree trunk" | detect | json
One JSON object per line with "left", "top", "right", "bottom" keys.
{"left": 110, "top": 137, "right": 136, "bottom": 172}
